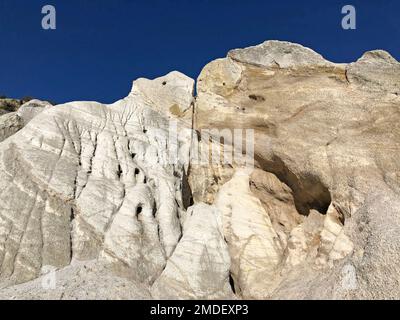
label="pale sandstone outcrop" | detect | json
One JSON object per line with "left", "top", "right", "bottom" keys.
{"left": 151, "top": 203, "right": 233, "bottom": 299}
{"left": 0, "top": 260, "right": 151, "bottom": 300}
{"left": 0, "top": 72, "right": 195, "bottom": 290}
{"left": 213, "top": 169, "right": 352, "bottom": 299}
{"left": 0, "top": 41, "right": 399, "bottom": 300}
{"left": 193, "top": 40, "right": 400, "bottom": 299}
{"left": 17, "top": 99, "right": 52, "bottom": 125}
{"left": 215, "top": 169, "right": 284, "bottom": 298}
{"left": 130, "top": 71, "right": 195, "bottom": 119}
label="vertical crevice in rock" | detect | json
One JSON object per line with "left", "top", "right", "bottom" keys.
{"left": 229, "top": 273, "right": 236, "bottom": 295}
{"left": 117, "top": 164, "right": 122, "bottom": 179}
{"left": 69, "top": 207, "right": 76, "bottom": 262}
{"left": 182, "top": 169, "right": 194, "bottom": 210}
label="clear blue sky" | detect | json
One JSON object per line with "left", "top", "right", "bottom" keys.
{"left": 0, "top": 0, "right": 399, "bottom": 103}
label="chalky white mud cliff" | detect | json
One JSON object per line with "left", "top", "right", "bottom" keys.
{"left": 0, "top": 41, "right": 399, "bottom": 299}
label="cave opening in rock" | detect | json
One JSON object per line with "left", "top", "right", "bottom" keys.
{"left": 255, "top": 154, "right": 332, "bottom": 216}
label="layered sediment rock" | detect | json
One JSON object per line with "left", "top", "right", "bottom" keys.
{"left": 193, "top": 40, "right": 400, "bottom": 299}
{"left": 0, "top": 41, "right": 399, "bottom": 299}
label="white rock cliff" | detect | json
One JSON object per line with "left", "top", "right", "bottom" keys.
{"left": 0, "top": 41, "right": 399, "bottom": 299}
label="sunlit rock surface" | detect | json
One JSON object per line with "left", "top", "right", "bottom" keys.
{"left": 0, "top": 41, "right": 399, "bottom": 299}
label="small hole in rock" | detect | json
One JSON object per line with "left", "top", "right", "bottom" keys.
{"left": 131, "top": 153, "right": 136, "bottom": 159}
{"left": 162, "top": 81, "right": 167, "bottom": 86}
{"left": 134, "top": 168, "right": 140, "bottom": 175}
{"left": 173, "top": 171, "right": 180, "bottom": 178}
{"left": 136, "top": 206, "right": 143, "bottom": 216}
{"left": 249, "top": 94, "right": 265, "bottom": 102}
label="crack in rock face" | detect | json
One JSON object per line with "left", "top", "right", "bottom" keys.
{"left": 0, "top": 41, "right": 400, "bottom": 299}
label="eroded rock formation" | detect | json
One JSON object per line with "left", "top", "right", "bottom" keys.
{"left": 0, "top": 99, "right": 52, "bottom": 142}
{"left": 193, "top": 41, "right": 400, "bottom": 299}
{"left": 0, "top": 41, "right": 399, "bottom": 299}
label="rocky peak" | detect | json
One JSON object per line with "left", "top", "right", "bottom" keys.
{"left": 129, "top": 71, "right": 195, "bottom": 118}
{"left": 228, "top": 40, "right": 333, "bottom": 68}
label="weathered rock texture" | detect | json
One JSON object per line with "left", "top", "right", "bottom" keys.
{"left": 0, "top": 99, "right": 52, "bottom": 142}
{"left": 0, "top": 113, "right": 24, "bottom": 143}
{"left": 0, "top": 99, "right": 22, "bottom": 114}
{"left": 193, "top": 40, "right": 400, "bottom": 299}
{"left": 0, "top": 260, "right": 151, "bottom": 300}
{"left": 152, "top": 203, "right": 233, "bottom": 299}
{"left": 16, "top": 99, "right": 52, "bottom": 125}
{"left": 0, "top": 72, "right": 196, "bottom": 289}
{"left": 0, "top": 41, "right": 399, "bottom": 299}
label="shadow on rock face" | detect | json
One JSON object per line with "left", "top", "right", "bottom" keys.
{"left": 255, "top": 153, "right": 332, "bottom": 216}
